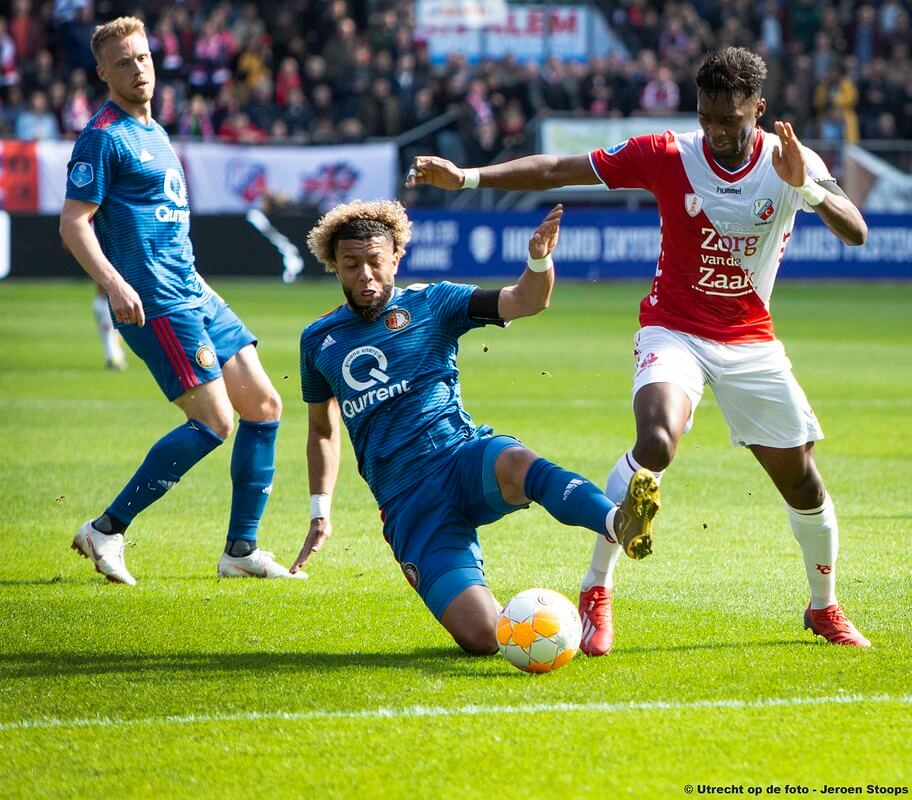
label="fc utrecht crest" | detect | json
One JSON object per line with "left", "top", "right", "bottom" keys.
{"left": 684, "top": 193, "right": 704, "bottom": 217}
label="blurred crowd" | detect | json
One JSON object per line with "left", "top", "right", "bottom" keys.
{"left": 1, "top": 0, "right": 910, "bottom": 160}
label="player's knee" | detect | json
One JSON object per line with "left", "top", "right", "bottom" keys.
{"left": 785, "top": 471, "right": 826, "bottom": 509}
{"left": 207, "top": 414, "right": 234, "bottom": 440}
{"left": 634, "top": 427, "right": 677, "bottom": 471}
{"left": 261, "top": 389, "right": 282, "bottom": 421}
{"left": 453, "top": 625, "right": 498, "bottom": 656}
{"left": 242, "top": 388, "right": 282, "bottom": 422}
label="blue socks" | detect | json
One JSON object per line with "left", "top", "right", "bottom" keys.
{"left": 107, "top": 419, "right": 224, "bottom": 525}
{"left": 523, "top": 458, "right": 616, "bottom": 540}
{"left": 227, "top": 420, "right": 279, "bottom": 543}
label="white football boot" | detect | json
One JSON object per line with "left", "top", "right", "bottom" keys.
{"left": 217, "top": 548, "right": 307, "bottom": 579}
{"left": 71, "top": 520, "right": 136, "bottom": 585}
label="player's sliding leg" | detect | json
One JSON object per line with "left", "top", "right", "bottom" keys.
{"left": 92, "top": 288, "right": 126, "bottom": 370}
{"left": 72, "top": 417, "right": 224, "bottom": 585}
{"left": 439, "top": 584, "right": 501, "bottom": 655}
{"left": 494, "top": 447, "right": 661, "bottom": 559}
{"left": 216, "top": 345, "right": 303, "bottom": 579}
{"left": 751, "top": 443, "right": 870, "bottom": 647}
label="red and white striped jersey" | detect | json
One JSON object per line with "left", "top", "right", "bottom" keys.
{"left": 589, "top": 128, "right": 832, "bottom": 343}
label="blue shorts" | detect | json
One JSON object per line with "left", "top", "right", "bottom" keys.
{"left": 119, "top": 294, "right": 256, "bottom": 401}
{"left": 381, "top": 434, "right": 526, "bottom": 619}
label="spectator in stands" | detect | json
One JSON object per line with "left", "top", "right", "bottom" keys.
{"left": 179, "top": 93, "right": 215, "bottom": 140}
{"left": 0, "top": 17, "right": 19, "bottom": 87}
{"left": 282, "top": 85, "right": 312, "bottom": 141}
{"left": 813, "top": 63, "right": 860, "bottom": 143}
{"left": 15, "top": 89, "right": 60, "bottom": 139}
{"left": 539, "top": 57, "right": 579, "bottom": 112}
{"left": 360, "top": 76, "right": 402, "bottom": 138}
{"left": 62, "top": 85, "right": 92, "bottom": 134}
{"left": 640, "top": 64, "right": 681, "bottom": 114}
{"left": 57, "top": 1, "right": 96, "bottom": 74}
{"left": 322, "top": 16, "right": 358, "bottom": 77}
{"left": 10, "top": 0, "right": 46, "bottom": 66}
{"left": 233, "top": 3, "right": 266, "bottom": 51}
{"left": 275, "top": 56, "right": 301, "bottom": 107}
{"left": 236, "top": 32, "right": 272, "bottom": 93}
{"left": 150, "top": 14, "right": 184, "bottom": 79}
{"left": 20, "top": 47, "right": 54, "bottom": 96}
{"left": 857, "top": 58, "right": 890, "bottom": 139}
{"left": 190, "top": 14, "right": 236, "bottom": 97}
{"left": 244, "top": 77, "right": 278, "bottom": 132}
{"left": 155, "top": 83, "right": 180, "bottom": 134}
{"left": 218, "top": 109, "right": 266, "bottom": 144}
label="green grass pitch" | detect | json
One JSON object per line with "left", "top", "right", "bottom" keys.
{"left": 1, "top": 278, "right": 909, "bottom": 799}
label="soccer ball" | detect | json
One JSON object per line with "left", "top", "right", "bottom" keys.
{"left": 496, "top": 588, "right": 582, "bottom": 673}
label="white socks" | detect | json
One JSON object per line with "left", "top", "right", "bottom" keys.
{"left": 581, "top": 451, "right": 664, "bottom": 590}
{"left": 93, "top": 293, "right": 124, "bottom": 364}
{"left": 786, "top": 494, "right": 838, "bottom": 609}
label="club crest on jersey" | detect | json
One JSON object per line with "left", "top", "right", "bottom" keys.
{"left": 753, "top": 198, "right": 775, "bottom": 221}
{"left": 195, "top": 345, "right": 217, "bottom": 369}
{"left": 401, "top": 562, "right": 420, "bottom": 588}
{"left": 69, "top": 162, "right": 94, "bottom": 188}
{"left": 684, "top": 193, "right": 704, "bottom": 217}
{"left": 384, "top": 308, "right": 411, "bottom": 331}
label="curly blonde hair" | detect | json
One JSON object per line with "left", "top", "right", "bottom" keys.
{"left": 91, "top": 16, "right": 147, "bottom": 63}
{"left": 306, "top": 200, "right": 412, "bottom": 273}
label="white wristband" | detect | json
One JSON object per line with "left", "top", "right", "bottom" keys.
{"left": 310, "top": 493, "right": 331, "bottom": 520}
{"left": 461, "top": 168, "right": 480, "bottom": 190}
{"left": 526, "top": 254, "right": 553, "bottom": 273}
{"left": 795, "top": 178, "right": 827, "bottom": 207}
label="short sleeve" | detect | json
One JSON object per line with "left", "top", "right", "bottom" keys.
{"left": 300, "top": 333, "right": 334, "bottom": 403}
{"left": 589, "top": 133, "right": 670, "bottom": 193}
{"left": 65, "top": 127, "right": 119, "bottom": 206}
{"left": 423, "top": 281, "right": 479, "bottom": 337}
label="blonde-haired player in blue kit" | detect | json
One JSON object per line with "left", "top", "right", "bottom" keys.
{"left": 294, "top": 200, "right": 660, "bottom": 654}
{"left": 60, "top": 17, "right": 300, "bottom": 583}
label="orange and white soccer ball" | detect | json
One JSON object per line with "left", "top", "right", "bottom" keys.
{"left": 496, "top": 588, "right": 582, "bottom": 673}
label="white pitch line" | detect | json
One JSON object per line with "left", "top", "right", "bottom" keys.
{"left": 1, "top": 693, "right": 910, "bottom": 734}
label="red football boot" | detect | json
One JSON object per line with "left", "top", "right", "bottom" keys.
{"left": 578, "top": 585, "right": 615, "bottom": 656}
{"left": 804, "top": 604, "right": 871, "bottom": 648}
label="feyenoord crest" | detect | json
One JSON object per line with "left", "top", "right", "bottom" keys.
{"left": 684, "top": 193, "right": 704, "bottom": 217}
{"left": 195, "top": 345, "right": 217, "bottom": 368}
{"left": 384, "top": 308, "right": 411, "bottom": 331}
{"left": 401, "top": 562, "right": 420, "bottom": 588}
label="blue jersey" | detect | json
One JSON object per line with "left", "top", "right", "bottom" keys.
{"left": 65, "top": 101, "right": 208, "bottom": 321}
{"left": 300, "top": 282, "right": 495, "bottom": 505}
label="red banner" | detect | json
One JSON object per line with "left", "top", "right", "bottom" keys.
{"left": 0, "top": 140, "right": 39, "bottom": 212}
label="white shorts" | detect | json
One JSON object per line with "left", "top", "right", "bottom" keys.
{"left": 631, "top": 326, "right": 823, "bottom": 449}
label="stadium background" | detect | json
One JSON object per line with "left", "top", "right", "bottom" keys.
{"left": 0, "top": 0, "right": 909, "bottom": 280}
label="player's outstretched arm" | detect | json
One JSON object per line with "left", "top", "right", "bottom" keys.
{"left": 497, "top": 204, "right": 563, "bottom": 322}
{"left": 291, "top": 398, "right": 342, "bottom": 574}
{"left": 59, "top": 198, "right": 146, "bottom": 326}
{"left": 772, "top": 121, "right": 867, "bottom": 246}
{"left": 405, "top": 154, "right": 599, "bottom": 192}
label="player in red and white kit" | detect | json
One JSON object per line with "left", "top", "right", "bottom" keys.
{"left": 406, "top": 47, "right": 871, "bottom": 651}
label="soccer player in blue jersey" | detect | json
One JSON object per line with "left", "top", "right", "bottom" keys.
{"left": 59, "top": 17, "right": 301, "bottom": 584}
{"left": 293, "top": 200, "right": 661, "bottom": 654}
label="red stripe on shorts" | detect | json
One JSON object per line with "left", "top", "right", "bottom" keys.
{"left": 150, "top": 317, "right": 199, "bottom": 392}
